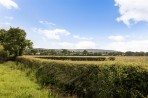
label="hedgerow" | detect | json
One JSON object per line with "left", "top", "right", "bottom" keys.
{"left": 16, "top": 56, "right": 148, "bottom": 98}
{"left": 36, "top": 56, "right": 115, "bottom": 61}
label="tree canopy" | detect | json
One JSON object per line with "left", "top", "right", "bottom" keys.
{"left": 83, "top": 50, "right": 88, "bottom": 55}
{"left": 0, "top": 27, "right": 33, "bottom": 58}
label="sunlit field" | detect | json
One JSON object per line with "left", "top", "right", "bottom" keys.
{"left": 33, "top": 55, "right": 148, "bottom": 64}
{"left": 0, "top": 62, "right": 56, "bottom": 98}
{"left": 1, "top": 0, "right": 148, "bottom": 97}
{"left": 115, "top": 56, "right": 148, "bottom": 63}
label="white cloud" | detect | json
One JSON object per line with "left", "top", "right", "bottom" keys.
{"left": 108, "top": 35, "right": 125, "bottom": 41}
{"left": 75, "top": 41, "right": 96, "bottom": 49}
{"left": 33, "top": 28, "right": 70, "bottom": 40}
{"left": 39, "top": 20, "right": 56, "bottom": 26}
{"left": 108, "top": 40, "right": 148, "bottom": 52}
{"left": 0, "top": 0, "right": 18, "bottom": 9}
{"left": 115, "top": 0, "right": 148, "bottom": 26}
{"left": 73, "top": 35, "right": 93, "bottom": 40}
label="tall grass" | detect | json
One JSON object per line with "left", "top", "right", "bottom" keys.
{"left": 0, "top": 61, "right": 57, "bottom": 98}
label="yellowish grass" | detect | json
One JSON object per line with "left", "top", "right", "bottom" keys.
{"left": 20, "top": 56, "right": 148, "bottom": 68}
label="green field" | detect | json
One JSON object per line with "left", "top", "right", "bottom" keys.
{"left": 0, "top": 62, "right": 56, "bottom": 98}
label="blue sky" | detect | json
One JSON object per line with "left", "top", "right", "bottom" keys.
{"left": 0, "top": 0, "right": 148, "bottom": 52}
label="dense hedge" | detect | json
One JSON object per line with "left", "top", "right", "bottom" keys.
{"left": 16, "top": 56, "right": 148, "bottom": 98}
{"left": 36, "top": 56, "right": 115, "bottom": 61}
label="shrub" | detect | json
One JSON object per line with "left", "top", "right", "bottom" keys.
{"left": 0, "top": 50, "right": 9, "bottom": 61}
{"left": 16, "top": 56, "right": 148, "bottom": 98}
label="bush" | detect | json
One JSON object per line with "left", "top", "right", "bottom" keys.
{"left": 0, "top": 50, "right": 9, "bottom": 61}
{"left": 16, "top": 56, "right": 148, "bottom": 98}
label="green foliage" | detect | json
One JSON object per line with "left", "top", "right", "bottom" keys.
{"left": 0, "top": 27, "right": 33, "bottom": 58}
{"left": 0, "top": 50, "right": 9, "bottom": 61}
{"left": 31, "top": 49, "right": 38, "bottom": 55}
{"left": 0, "top": 29, "right": 6, "bottom": 44}
{"left": 83, "top": 50, "right": 88, "bottom": 55}
{"left": 37, "top": 56, "right": 112, "bottom": 61}
{"left": 0, "top": 45, "right": 3, "bottom": 50}
{"left": 0, "top": 62, "right": 56, "bottom": 98}
{"left": 48, "top": 50, "right": 57, "bottom": 55}
{"left": 61, "top": 49, "right": 70, "bottom": 55}
{"left": 16, "top": 56, "right": 148, "bottom": 98}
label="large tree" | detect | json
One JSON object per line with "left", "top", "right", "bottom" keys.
{"left": 0, "top": 27, "right": 33, "bottom": 58}
{"left": 83, "top": 50, "right": 88, "bottom": 55}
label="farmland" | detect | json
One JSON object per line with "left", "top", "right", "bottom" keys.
{"left": 16, "top": 56, "right": 148, "bottom": 98}
{"left": 1, "top": 49, "right": 148, "bottom": 98}
{"left": 1, "top": 0, "right": 148, "bottom": 97}
{"left": 116, "top": 56, "right": 148, "bottom": 63}
{"left": 0, "top": 54, "right": 148, "bottom": 98}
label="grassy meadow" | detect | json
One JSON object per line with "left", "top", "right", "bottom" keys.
{"left": 0, "top": 61, "right": 56, "bottom": 98}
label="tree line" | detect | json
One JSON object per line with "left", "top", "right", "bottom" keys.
{"left": 24, "top": 49, "right": 148, "bottom": 56}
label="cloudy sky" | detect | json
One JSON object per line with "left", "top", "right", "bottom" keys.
{"left": 0, "top": 0, "right": 148, "bottom": 52}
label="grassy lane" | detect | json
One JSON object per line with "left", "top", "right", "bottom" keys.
{"left": 0, "top": 63, "right": 56, "bottom": 98}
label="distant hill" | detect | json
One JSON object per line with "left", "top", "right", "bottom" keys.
{"left": 68, "top": 49, "right": 116, "bottom": 53}
{"left": 35, "top": 48, "right": 116, "bottom": 53}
